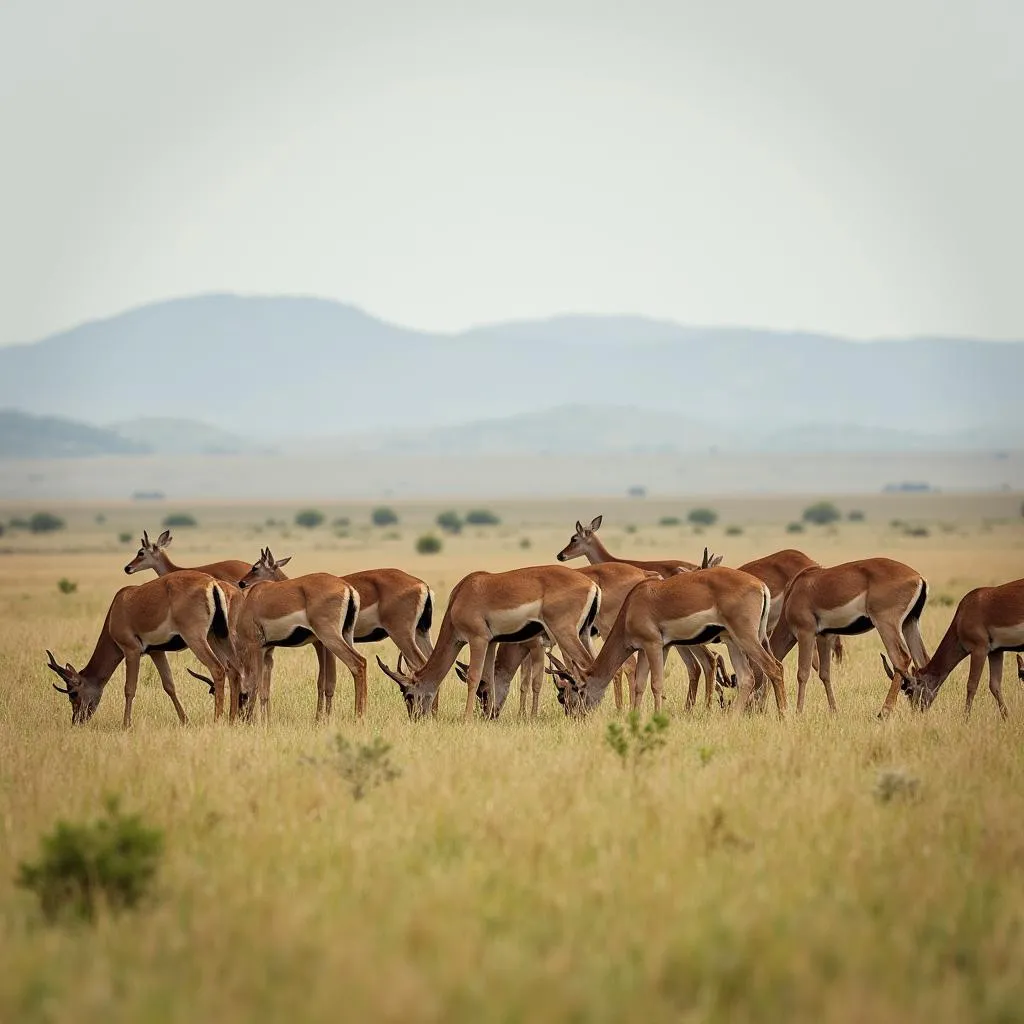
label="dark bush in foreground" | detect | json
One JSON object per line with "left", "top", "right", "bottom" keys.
{"left": 802, "top": 501, "right": 841, "bottom": 526}
{"left": 466, "top": 509, "right": 501, "bottom": 526}
{"left": 687, "top": 508, "right": 718, "bottom": 526}
{"left": 416, "top": 534, "right": 443, "bottom": 554}
{"left": 29, "top": 512, "right": 65, "bottom": 534}
{"left": 162, "top": 512, "right": 197, "bottom": 528}
{"left": 372, "top": 507, "right": 399, "bottom": 527}
{"left": 294, "top": 509, "right": 325, "bottom": 529}
{"left": 436, "top": 510, "right": 463, "bottom": 534}
{"left": 17, "top": 798, "right": 163, "bottom": 924}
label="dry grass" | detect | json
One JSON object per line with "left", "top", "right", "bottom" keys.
{"left": 2, "top": 501, "right": 1024, "bottom": 1023}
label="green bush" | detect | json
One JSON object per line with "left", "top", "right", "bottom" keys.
{"left": 29, "top": 512, "right": 65, "bottom": 534}
{"left": 303, "top": 735, "right": 401, "bottom": 801}
{"left": 294, "top": 509, "right": 325, "bottom": 529}
{"left": 436, "top": 510, "right": 464, "bottom": 534}
{"left": 332, "top": 516, "right": 350, "bottom": 529}
{"left": 786, "top": 521, "right": 805, "bottom": 534}
{"left": 94, "top": 513, "right": 106, "bottom": 524}
{"left": 725, "top": 525, "right": 743, "bottom": 536}
{"left": 802, "top": 501, "right": 841, "bottom": 526}
{"left": 624, "top": 524, "right": 638, "bottom": 534}
{"left": 0, "top": 523, "right": 4, "bottom": 537}
{"left": 162, "top": 513, "right": 197, "bottom": 528}
{"left": 465, "top": 509, "right": 501, "bottom": 526}
{"left": 372, "top": 507, "right": 399, "bottom": 527}
{"left": 904, "top": 525, "right": 930, "bottom": 538}
{"left": 415, "top": 534, "right": 443, "bottom": 555}
{"left": 658, "top": 516, "right": 681, "bottom": 527}
{"left": 519, "top": 537, "right": 531, "bottom": 549}
{"left": 9, "top": 517, "right": 29, "bottom": 530}
{"left": 118, "top": 531, "right": 132, "bottom": 544}
{"left": 687, "top": 508, "right": 719, "bottom": 527}
{"left": 57, "top": 578, "right": 78, "bottom": 595}
{"left": 16, "top": 797, "right": 163, "bottom": 924}
{"left": 847, "top": 509, "right": 865, "bottom": 522}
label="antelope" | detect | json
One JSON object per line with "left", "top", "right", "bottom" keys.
{"left": 124, "top": 531, "right": 325, "bottom": 712}
{"left": 230, "top": 550, "right": 367, "bottom": 721}
{"left": 456, "top": 638, "right": 547, "bottom": 718}
{"left": 44, "top": 571, "right": 240, "bottom": 727}
{"left": 233, "top": 550, "right": 435, "bottom": 712}
{"left": 735, "top": 549, "right": 843, "bottom": 711}
{"left": 770, "top": 558, "right": 928, "bottom": 717}
{"left": 377, "top": 565, "right": 601, "bottom": 720}
{"left": 557, "top": 517, "right": 721, "bottom": 708}
{"left": 547, "top": 566, "right": 786, "bottom": 717}
{"left": 880, "top": 577, "right": 1024, "bottom": 719}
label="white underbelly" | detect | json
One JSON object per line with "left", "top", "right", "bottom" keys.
{"left": 262, "top": 610, "right": 312, "bottom": 643}
{"left": 661, "top": 608, "right": 722, "bottom": 644}
{"left": 138, "top": 616, "right": 180, "bottom": 647}
{"left": 488, "top": 601, "right": 542, "bottom": 637}
{"left": 355, "top": 602, "right": 381, "bottom": 634}
{"left": 817, "top": 594, "right": 868, "bottom": 631}
{"left": 989, "top": 624, "right": 1024, "bottom": 651}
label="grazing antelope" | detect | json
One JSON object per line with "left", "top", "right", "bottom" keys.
{"left": 736, "top": 549, "right": 843, "bottom": 711}
{"left": 231, "top": 550, "right": 367, "bottom": 721}
{"left": 125, "top": 532, "right": 327, "bottom": 713}
{"left": 548, "top": 566, "right": 785, "bottom": 717}
{"left": 45, "top": 571, "right": 240, "bottom": 727}
{"left": 456, "top": 638, "right": 547, "bottom": 719}
{"left": 377, "top": 565, "right": 600, "bottom": 720}
{"left": 770, "top": 558, "right": 928, "bottom": 717}
{"left": 880, "top": 577, "right": 1024, "bottom": 719}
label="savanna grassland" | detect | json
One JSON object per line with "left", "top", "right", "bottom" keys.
{"left": 2, "top": 494, "right": 1024, "bottom": 1024}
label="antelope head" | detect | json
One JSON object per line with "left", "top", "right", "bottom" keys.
{"left": 238, "top": 547, "right": 291, "bottom": 588}
{"left": 45, "top": 650, "right": 103, "bottom": 724}
{"left": 124, "top": 529, "right": 172, "bottom": 575}
{"left": 376, "top": 655, "right": 433, "bottom": 719}
{"left": 881, "top": 654, "right": 934, "bottom": 709}
{"left": 556, "top": 515, "right": 603, "bottom": 562}
{"left": 545, "top": 652, "right": 590, "bottom": 717}
{"left": 700, "top": 547, "right": 724, "bottom": 569}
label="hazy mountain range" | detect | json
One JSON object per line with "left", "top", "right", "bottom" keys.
{"left": 0, "top": 294, "right": 1022, "bottom": 456}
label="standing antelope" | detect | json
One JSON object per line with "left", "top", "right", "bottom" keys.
{"left": 45, "top": 571, "right": 240, "bottom": 727}
{"left": 881, "top": 577, "right": 1024, "bottom": 718}
{"left": 547, "top": 566, "right": 785, "bottom": 717}
{"left": 556, "top": 517, "right": 721, "bottom": 707}
{"left": 232, "top": 550, "right": 367, "bottom": 721}
{"left": 770, "top": 558, "right": 928, "bottom": 717}
{"left": 377, "top": 565, "right": 600, "bottom": 720}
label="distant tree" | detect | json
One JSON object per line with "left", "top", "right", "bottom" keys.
{"left": 372, "top": 507, "right": 399, "bottom": 527}
{"left": 465, "top": 509, "right": 500, "bottom": 526}
{"left": 118, "top": 531, "right": 132, "bottom": 544}
{"left": 294, "top": 509, "right": 325, "bottom": 529}
{"left": 802, "top": 501, "right": 841, "bottom": 526}
{"left": 29, "top": 512, "right": 65, "bottom": 534}
{"left": 786, "top": 522, "right": 805, "bottom": 534}
{"left": 659, "top": 516, "right": 681, "bottom": 527}
{"left": 847, "top": 509, "right": 865, "bottom": 522}
{"left": 436, "top": 510, "right": 464, "bottom": 534}
{"left": 415, "top": 534, "right": 443, "bottom": 555}
{"left": 687, "top": 508, "right": 719, "bottom": 527}
{"left": 162, "top": 513, "right": 197, "bottom": 528}
{"left": 725, "top": 525, "right": 743, "bottom": 536}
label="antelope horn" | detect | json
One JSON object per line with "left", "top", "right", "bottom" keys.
{"left": 376, "top": 655, "right": 406, "bottom": 685}
{"left": 880, "top": 653, "right": 894, "bottom": 680}
{"left": 51, "top": 682, "right": 72, "bottom": 695}
{"left": 396, "top": 653, "right": 405, "bottom": 674}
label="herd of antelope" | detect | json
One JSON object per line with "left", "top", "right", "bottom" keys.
{"left": 44, "top": 516, "right": 1024, "bottom": 727}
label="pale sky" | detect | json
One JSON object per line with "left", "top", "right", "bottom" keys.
{"left": 1, "top": 0, "right": 1021, "bottom": 346}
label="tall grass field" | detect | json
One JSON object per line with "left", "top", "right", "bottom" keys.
{"left": 2, "top": 497, "right": 1023, "bottom": 1023}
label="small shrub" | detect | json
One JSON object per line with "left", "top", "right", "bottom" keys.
{"left": 304, "top": 735, "right": 401, "bottom": 801}
{"left": 624, "top": 524, "right": 637, "bottom": 534}
{"left": 725, "top": 525, "right": 743, "bottom": 536}
{"left": 933, "top": 592, "right": 956, "bottom": 607}
{"left": 294, "top": 509, "right": 325, "bottom": 529}
{"left": 29, "top": 512, "right": 65, "bottom": 534}
{"left": 687, "top": 508, "right": 718, "bottom": 527}
{"left": 372, "top": 507, "right": 399, "bottom": 527}
{"left": 416, "top": 534, "right": 443, "bottom": 555}
{"left": 436, "top": 510, "right": 464, "bottom": 534}
{"left": 162, "top": 513, "right": 197, "bottom": 528}
{"left": 9, "top": 517, "right": 29, "bottom": 530}
{"left": 627, "top": 486, "right": 647, "bottom": 498}
{"left": 874, "top": 769, "right": 920, "bottom": 803}
{"left": 94, "top": 513, "right": 106, "bottom": 524}
{"left": 0, "top": 523, "right": 4, "bottom": 537}
{"left": 465, "top": 509, "right": 501, "bottom": 526}
{"left": 519, "top": 537, "right": 531, "bottom": 549}
{"left": 904, "top": 525, "right": 930, "bottom": 538}
{"left": 802, "top": 501, "right": 841, "bottom": 526}
{"left": 786, "top": 521, "right": 805, "bottom": 534}
{"left": 847, "top": 509, "right": 865, "bottom": 521}
{"left": 57, "top": 578, "right": 78, "bottom": 595}
{"left": 697, "top": 745, "right": 716, "bottom": 767}
{"left": 332, "top": 516, "right": 350, "bottom": 529}
{"left": 658, "top": 516, "right": 681, "bottom": 527}
{"left": 606, "top": 711, "right": 670, "bottom": 773}
{"left": 118, "top": 531, "right": 132, "bottom": 544}
{"left": 890, "top": 519, "right": 905, "bottom": 529}
{"left": 16, "top": 797, "right": 163, "bottom": 924}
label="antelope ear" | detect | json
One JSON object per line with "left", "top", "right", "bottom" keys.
{"left": 709, "top": 553, "right": 724, "bottom": 567}
{"left": 157, "top": 530, "right": 172, "bottom": 547}
{"left": 575, "top": 520, "right": 585, "bottom": 534}
{"left": 275, "top": 555, "right": 292, "bottom": 568}
{"left": 142, "top": 530, "right": 151, "bottom": 546}
{"left": 589, "top": 515, "right": 603, "bottom": 532}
